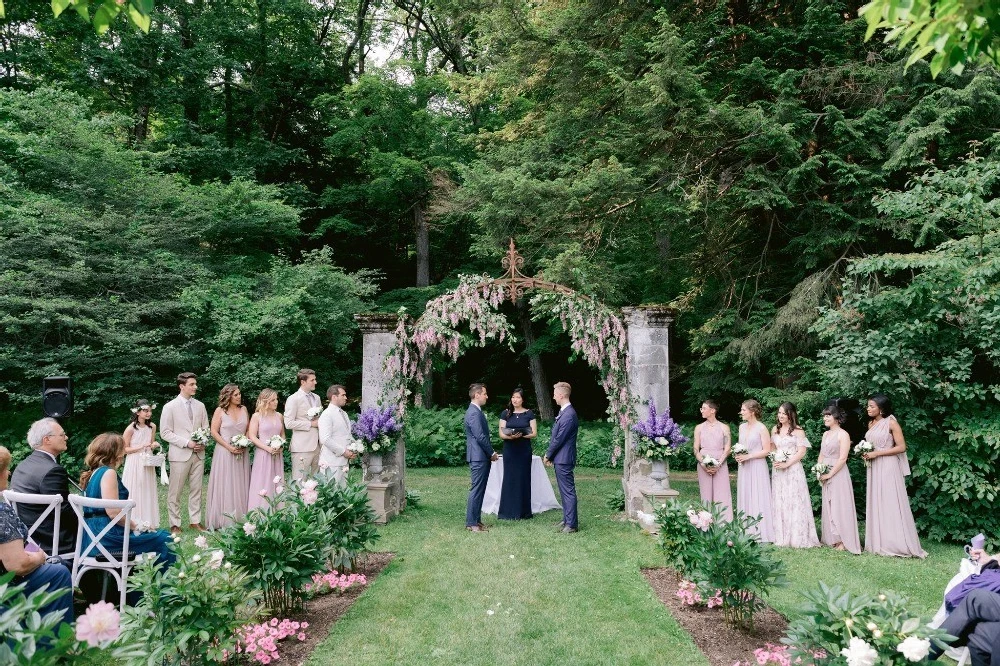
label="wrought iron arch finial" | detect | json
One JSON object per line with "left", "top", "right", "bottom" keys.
{"left": 487, "top": 238, "right": 578, "bottom": 300}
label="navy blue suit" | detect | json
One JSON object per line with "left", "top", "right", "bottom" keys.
{"left": 546, "top": 404, "right": 579, "bottom": 529}
{"left": 465, "top": 403, "right": 494, "bottom": 527}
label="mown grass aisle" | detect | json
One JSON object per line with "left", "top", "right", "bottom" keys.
{"left": 308, "top": 468, "right": 962, "bottom": 666}
{"left": 308, "top": 467, "right": 707, "bottom": 666}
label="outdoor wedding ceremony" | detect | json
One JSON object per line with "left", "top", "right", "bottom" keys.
{"left": 1, "top": 0, "right": 999, "bottom": 665}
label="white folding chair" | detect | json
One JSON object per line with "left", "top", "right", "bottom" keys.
{"left": 2, "top": 490, "right": 74, "bottom": 560}
{"left": 68, "top": 495, "right": 140, "bottom": 611}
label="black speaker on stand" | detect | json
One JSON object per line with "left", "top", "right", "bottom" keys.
{"left": 42, "top": 376, "right": 73, "bottom": 418}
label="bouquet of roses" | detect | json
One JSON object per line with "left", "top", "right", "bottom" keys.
{"left": 191, "top": 427, "right": 211, "bottom": 446}
{"left": 630, "top": 402, "right": 689, "bottom": 461}
{"left": 267, "top": 435, "right": 284, "bottom": 452}
{"left": 811, "top": 462, "right": 831, "bottom": 481}
{"left": 306, "top": 406, "right": 323, "bottom": 420}
{"left": 352, "top": 406, "right": 402, "bottom": 454}
{"left": 854, "top": 439, "right": 874, "bottom": 466}
{"left": 700, "top": 455, "right": 719, "bottom": 469}
{"left": 231, "top": 434, "right": 251, "bottom": 452}
{"left": 768, "top": 449, "right": 789, "bottom": 464}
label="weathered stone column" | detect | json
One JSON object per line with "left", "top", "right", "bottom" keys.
{"left": 622, "top": 305, "right": 677, "bottom": 518}
{"left": 354, "top": 313, "right": 406, "bottom": 524}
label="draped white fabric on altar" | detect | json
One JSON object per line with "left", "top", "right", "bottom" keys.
{"left": 482, "top": 455, "right": 561, "bottom": 516}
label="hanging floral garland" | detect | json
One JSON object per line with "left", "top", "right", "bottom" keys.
{"left": 381, "top": 274, "right": 634, "bottom": 465}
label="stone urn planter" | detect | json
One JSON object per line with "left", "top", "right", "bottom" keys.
{"left": 649, "top": 459, "right": 667, "bottom": 490}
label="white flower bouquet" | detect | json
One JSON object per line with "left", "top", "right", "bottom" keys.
{"left": 811, "top": 462, "right": 831, "bottom": 481}
{"left": 348, "top": 439, "right": 365, "bottom": 454}
{"left": 231, "top": 434, "right": 251, "bottom": 452}
{"left": 306, "top": 406, "right": 323, "bottom": 420}
{"left": 768, "top": 449, "right": 789, "bottom": 464}
{"left": 731, "top": 443, "right": 749, "bottom": 462}
{"left": 132, "top": 520, "right": 153, "bottom": 536}
{"left": 701, "top": 455, "right": 719, "bottom": 469}
{"left": 191, "top": 427, "right": 211, "bottom": 446}
{"left": 854, "top": 439, "right": 874, "bottom": 466}
{"left": 267, "top": 435, "right": 284, "bottom": 451}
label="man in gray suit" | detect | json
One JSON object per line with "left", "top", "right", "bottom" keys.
{"left": 464, "top": 383, "right": 497, "bottom": 532}
{"left": 10, "top": 417, "right": 78, "bottom": 557}
{"left": 160, "top": 372, "right": 210, "bottom": 534}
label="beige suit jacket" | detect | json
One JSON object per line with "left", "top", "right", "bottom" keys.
{"left": 285, "top": 389, "right": 320, "bottom": 453}
{"left": 318, "top": 404, "right": 352, "bottom": 468}
{"left": 160, "top": 395, "right": 210, "bottom": 462}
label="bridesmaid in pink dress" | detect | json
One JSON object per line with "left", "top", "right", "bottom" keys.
{"left": 818, "top": 405, "right": 861, "bottom": 554}
{"left": 693, "top": 400, "right": 733, "bottom": 521}
{"left": 247, "top": 388, "right": 286, "bottom": 511}
{"left": 769, "top": 402, "right": 819, "bottom": 548}
{"left": 862, "top": 393, "right": 926, "bottom": 558}
{"left": 735, "top": 399, "right": 775, "bottom": 543}
{"left": 205, "top": 384, "right": 251, "bottom": 530}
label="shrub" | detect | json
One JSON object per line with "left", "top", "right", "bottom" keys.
{"left": 653, "top": 500, "right": 705, "bottom": 574}
{"left": 120, "top": 545, "right": 256, "bottom": 664}
{"left": 0, "top": 573, "right": 144, "bottom": 666}
{"left": 782, "top": 582, "right": 952, "bottom": 665}
{"left": 215, "top": 482, "right": 333, "bottom": 615}
{"left": 604, "top": 487, "right": 625, "bottom": 512}
{"left": 310, "top": 471, "right": 380, "bottom": 571}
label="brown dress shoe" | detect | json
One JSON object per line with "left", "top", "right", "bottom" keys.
{"left": 190, "top": 523, "right": 207, "bottom": 532}
{"left": 170, "top": 526, "right": 182, "bottom": 535}
{"left": 477, "top": 522, "right": 489, "bottom": 531}
{"left": 466, "top": 525, "right": 486, "bottom": 532}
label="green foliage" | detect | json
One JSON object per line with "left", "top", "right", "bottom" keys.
{"left": 783, "top": 582, "right": 952, "bottom": 664}
{"left": 309, "top": 474, "right": 380, "bottom": 571}
{"left": 403, "top": 406, "right": 618, "bottom": 468}
{"left": 655, "top": 501, "right": 787, "bottom": 629}
{"left": 860, "top": 0, "right": 1000, "bottom": 77}
{"left": 0, "top": 572, "right": 145, "bottom": 665}
{"left": 814, "top": 150, "right": 1000, "bottom": 544}
{"left": 120, "top": 547, "right": 256, "bottom": 665}
{"left": 604, "top": 487, "right": 626, "bottom": 513}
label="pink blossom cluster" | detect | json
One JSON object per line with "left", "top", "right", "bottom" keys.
{"left": 676, "top": 580, "right": 723, "bottom": 608}
{"left": 731, "top": 643, "right": 826, "bottom": 666}
{"left": 687, "top": 509, "right": 714, "bottom": 531}
{"left": 228, "top": 617, "right": 309, "bottom": 664}
{"left": 303, "top": 570, "right": 368, "bottom": 596}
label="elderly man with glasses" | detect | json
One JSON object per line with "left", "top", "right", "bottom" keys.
{"left": 9, "top": 418, "right": 78, "bottom": 558}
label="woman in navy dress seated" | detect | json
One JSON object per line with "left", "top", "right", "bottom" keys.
{"left": 79, "top": 433, "right": 176, "bottom": 569}
{"left": 497, "top": 388, "right": 538, "bottom": 520}
{"left": 0, "top": 445, "right": 74, "bottom": 625}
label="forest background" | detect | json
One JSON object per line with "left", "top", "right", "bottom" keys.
{"left": 0, "top": 0, "right": 997, "bottom": 544}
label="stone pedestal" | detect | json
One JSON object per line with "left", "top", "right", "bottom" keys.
{"left": 355, "top": 313, "right": 407, "bottom": 523}
{"left": 640, "top": 487, "right": 679, "bottom": 513}
{"left": 622, "top": 306, "right": 676, "bottom": 519}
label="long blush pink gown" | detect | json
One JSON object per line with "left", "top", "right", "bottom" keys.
{"left": 248, "top": 412, "right": 285, "bottom": 511}
{"left": 736, "top": 422, "right": 775, "bottom": 543}
{"left": 819, "top": 430, "right": 861, "bottom": 554}
{"left": 864, "top": 416, "right": 926, "bottom": 558}
{"left": 205, "top": 409, "right": 251, "bottom": 530}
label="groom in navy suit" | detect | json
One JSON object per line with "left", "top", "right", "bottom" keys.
{"left": 544, "top": 381, "right": 579, "bottom": 533}
{"left": 465, "top": 383, "right": 497, "bottom": 532}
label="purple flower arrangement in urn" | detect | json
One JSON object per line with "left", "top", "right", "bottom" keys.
{"left": 631, "top": 402, "right": 688, "bottom": 460}
{"left": 352, "top": 406, "right": 402, "bottom": 454}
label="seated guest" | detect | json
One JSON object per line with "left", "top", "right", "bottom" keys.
{"left": 0, "top": 446, "right": 74, "bottom": 624}
{"left": 933, "top": 586, "right": 1000, "bottom": 666}
{"left": 79, "top": 433, "right": 176, "bottom": 569}
{"left": 10, "top": 418, "right": 78, "bottom": 557}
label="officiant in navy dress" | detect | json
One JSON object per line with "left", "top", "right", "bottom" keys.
{"left": 497, "top": 388, "right": 538, "bottom": 520}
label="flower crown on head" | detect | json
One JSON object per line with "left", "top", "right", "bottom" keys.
{"left": 130, "top": 403, "right": 157, "bottom": 414}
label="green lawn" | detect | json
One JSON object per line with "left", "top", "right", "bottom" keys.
{"left": 307, "top": 468, "right": 962, "bottom": 666}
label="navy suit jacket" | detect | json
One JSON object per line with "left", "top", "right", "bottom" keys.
{"left": 9, "top": 450, "right": 78, "bottom": 555}
{"left": 546, "top": 404, "right": 579, "bottom": 466}
{"left": 465, "top": 404, "right": 494, "bottom": 462}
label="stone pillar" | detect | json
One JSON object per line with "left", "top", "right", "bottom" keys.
{"left": 622, "top": 306, "right": 677, "bottom": 518}
{"left": 354, "top": 313, "right": 406, "bottom": 524}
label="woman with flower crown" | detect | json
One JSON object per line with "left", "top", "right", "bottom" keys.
{"left": 121, "top": 399, "right": 161, "bottom": 527}
{"left": 247, "top": 388, "right": 286, "bottom": 511}
{"left": 205, "top": 384, "right": 251, "bottom": 530}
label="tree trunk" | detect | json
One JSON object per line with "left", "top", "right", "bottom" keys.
{"left": 415, "top": 203, "right": 430, "bottom": 287}
{"left": 224, "top": 66, "right": 235, "bottom": 148}
{"left": 517, "top": 299, "right": 553, "bottom": 421}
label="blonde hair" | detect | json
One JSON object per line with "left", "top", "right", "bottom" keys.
{"left": 741, "top": 399, "right": 762, "bottom": 420}
{"left": 256, "top": 388, "right": 278, "bottom": 413}
{"left": 554, "top": 382, "right": 572, "bottom": 397}
{"left": 0, "top": 446, "right": 11, "bottom": 480}
{"left": 80, "top": 433, "right": 125, "bottom": 487}
{"left": 218, "top": 384, "right": 241, "bottom": 410}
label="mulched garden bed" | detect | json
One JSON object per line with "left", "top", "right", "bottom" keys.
{"left": 278, "top": 552, "right": 395, "bottom": 665}
{"left": 643, "top": 567, "right": 788, "bottom": 666}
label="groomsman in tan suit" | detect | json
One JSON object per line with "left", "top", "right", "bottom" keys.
{"left": 160, "top": 372, "right": 210, "bottom": 534}
{"left": 286, "top": 368, "right": 321, "bottom": 480}
{"left": 318, "top": 384, "right": 358, "bottom": 486}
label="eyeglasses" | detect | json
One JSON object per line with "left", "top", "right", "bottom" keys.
{"left": 45, "top": 432, "right": 68, "bottom": 439}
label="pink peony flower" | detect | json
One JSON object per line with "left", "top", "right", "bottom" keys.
{"left": 243, "top": 522, "right": 257, "bottom": 536}
{"left": 300, "top": 489, "right": 319, "bottom": 505}
{"left": 194, "top": 535, "right": 208, "bottom": 549}
{"left": 76, "top": 601, "right": 121, "bottom": 647}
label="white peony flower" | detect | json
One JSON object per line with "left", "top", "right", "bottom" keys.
{"left": 210, "top": 550, "right": 225, "bottom": 569}
{"left": 177, "top": 572, "right": 186, "bottom": 579}
{"left": 191, "top": 554, "right": 201, "bottom": 562}
{"left": 273, "top": 476, "right": 282, "bottom": 484}
{"left": 841, "top": 637, "right": 878, "bottom": 666}
{"left": 897, "top": 636, "right": 931, "bottom": 662}
{"left": 194, "top": 535, "right": 208, "bottom": 549}
{"left": 243, "top": 522, "right": 257, "bottom": 536}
